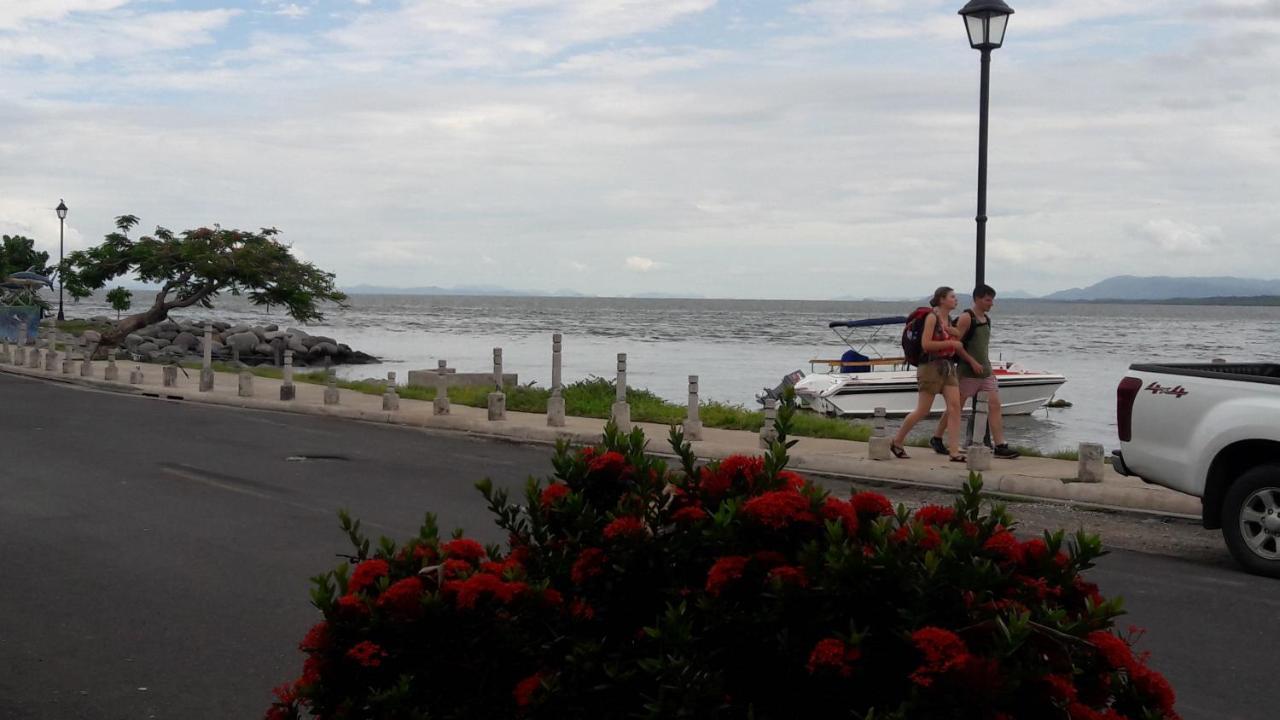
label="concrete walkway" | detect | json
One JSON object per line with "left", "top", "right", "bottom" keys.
{"left": 0, "top": 354, "right": 1201, "bottom": 518}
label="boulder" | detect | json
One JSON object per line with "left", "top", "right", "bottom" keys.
{"left": 136, "top": 341, "right": 159, "bottom": 355}
{"left": 136, "top": 325, "right": 158, "bottom": 337}
{"left": 172, "top": 332, "right": 197, "bottom": 351}
{"left": 262, "top": 331, "right": 286, "bottom": 342}
{"left": 157, "top": 330, "right": 178, "bottom": 341}
{"left": 264, "top": 324, "right": 278, "bottom": 332}
{"left": 226, "top": 324, "right": 252, "bottom": 336}
{"left": 254, "top": 343, "right": 274, "bottom": 356}
{"left": 308, "top": 341, "right": 339, "bottom": 357}
{"left": 124, "top": 334, "right": 146, "bottom": 349}
{"left": 225, "top": 332, "right": 260, "bottom": 354}
{"left": 287, "top": 340, "right": 307, "bottom": 354}
{"left": 212, "top": 321, "right": 231, "bottom": 332}
{"left": 154, "top": 338, "right": 172, "bottom": 349}
{"left": 198, "top": 339, "right": 225, "bottom": 355}
{"left": 157, "top": 320, "right": 180, "bottom": 332}
{"left": 301, "top": 335, "right": 337, "bottom": 349}
{"left": 90, "top": 315, "right": 111, "bottom": 324}
{"left": 82, "top": 330, "right": 102, "bottom": 345}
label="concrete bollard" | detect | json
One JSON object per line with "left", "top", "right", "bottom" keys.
{"left": 239, "top": 370, "right": 254, "bottom": 398}
{"left": 280, "top": 350, "right": 296, "bottom": 401}
{"left": 14, "top": 341, "right": 26, "bottom": 366}
{"left": 684, "top": 375, "right": 703, "bottom": 441}
{"left": 0, "top": 340, "right": 9, "bottom": 364}
{"left": 199, "top": 328, "right": 215, "bottom": 391}
{"left": 163, "top": 365, "right": 177, "bottom": 387}
{"left": 62, "top": 346, "right": 75, "bottom": 374}
{"left": 547, "top": 334, "right": 566, "bottom": 427}
{"left": 130, "top": 365, "right": 144, "bottom": 384}
{"left": 759, "top": 396, "right": 779, "bottom": 449}
{"left": 323, "top": 369, "right": 340, "bottom": 405}
{"left": 28, "top": 343, "right": 42, "bottom": 369}
{"left": 868, "top": 406, "right": 892, "bottom": 460}
{"left": 1077, "top": 443, "right": 1106, "bottom": 483}
{"left": 81, "top": 348, "right": 94, "bottom": 377}
{"left": 966, "top": 445, "right": 993, "bottom": 472}
{"left": 434, "top": 360, "right": 451, "bottom": 415}
{"left": 611, "top": 352, "right": 631, "bottom": 432}
{"left": 44, "top": 336, "right": 58, "bottom": 371}
{"left": 487, "top": 348, "right": 506, "bottom": 421}
{"left": 382, "top": 371, "right": 399, "bottom": 411}
{"left": 966, "top": 391, "right": 991, "bottom": 448}
{"left": 104, "top": 350, "right": 119, "bottom": 381}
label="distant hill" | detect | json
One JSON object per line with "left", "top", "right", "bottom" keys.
{"left": 1043, "top": 276, "right": 1280, "bottom": 301}
{"left": 343, "top": 284, "right": 589, "bottom": 297}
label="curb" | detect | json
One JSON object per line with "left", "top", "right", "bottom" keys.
{"left": 1, "top": 364, "right": 1201, "bottom": 520}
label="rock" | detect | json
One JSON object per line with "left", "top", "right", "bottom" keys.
{"left": 83, "top": 330, "right": 102, "bottom": 345}
{"left": 90, "top": 315, "right": 111, "bottom": 324}
{"left": 301, "top": 335, "right": 337, "bottom": 349}
{"left": 287, "top": 340, "right": 307, "bottom": 354}
{"left": 225, "top": 332, "right": 259, "bottom": 354}
{"left": 158, "top": 320, "right": 180, "bottom": 332}
{"left": 136, "top": 341, "right": 159, "bottom": 355}
{"left": 172, "top": 332, "right": 197, "bottom": 351}
{"left": 262, "top": 331, "right": 286, "bottom": 341}
{"left": 198, "top": 339, "right": 225, "bottom": 355}
{"left": 124, "top": 334, "right": 145, "bottom": 349}
{"left": 225, "top": 324, "right": 252, "bottom": 336}
{"left": 254, "top": 343, "right": 273, "bottom": 355}
{"left": 157, "top": 330, "right": 178, "bottom": 341}
{"left": 264, "top": 324, "right": 278, "bottom": 332}
{"left": 308, "top": 342, "right": 339, "bottom": 358}
{"left": 212, "top": 321, "right": 231, "bottom": 332}
{"left": 136, "top": 325, "right": 158, "bottom": 337}
{"left": 154, "top": 338, "right": 172, "bottom": 349}
{"left": 143, "top": 350, "right": 161, "bottom": 362}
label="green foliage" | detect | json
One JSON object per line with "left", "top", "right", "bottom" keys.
{"left": 106, "top": 286, "right": 133, "bottom": 318}
{"left": 0, "top": 235, "right": 51, "bottom": 279}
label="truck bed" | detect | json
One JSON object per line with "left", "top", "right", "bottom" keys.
{"left": 1128, "top": 363, "right": 1280, "bottom": 386}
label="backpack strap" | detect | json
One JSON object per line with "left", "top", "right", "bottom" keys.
{"left": 960, "top": 309, "right": 986, "bottom": 345}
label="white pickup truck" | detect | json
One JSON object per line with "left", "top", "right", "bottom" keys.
{"left": 1113, "top": 363, "right": 1280, "bottom": 577}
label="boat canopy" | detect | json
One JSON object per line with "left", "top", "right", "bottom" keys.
{"left": 828, "top": 316, "right": 907, "bottom": 329}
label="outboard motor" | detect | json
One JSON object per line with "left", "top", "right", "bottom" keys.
{"left": 757, "top": 369, "right": 806, "bottom": 406}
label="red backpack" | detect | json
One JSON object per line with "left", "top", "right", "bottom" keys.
{"left": 901, "top": 307, "right": 932, "bottom": 367}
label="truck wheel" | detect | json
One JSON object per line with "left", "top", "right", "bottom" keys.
{"left": 1221, "top": 464, "right": 1280, "bottom": 578}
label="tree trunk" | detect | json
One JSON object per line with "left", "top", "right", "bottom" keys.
{"left": 99, "top": 300, "right": 171, "bottom": 348}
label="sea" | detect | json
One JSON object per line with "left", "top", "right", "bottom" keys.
{"left": 64, "top": 293, "right": 1280, "bottom": 454}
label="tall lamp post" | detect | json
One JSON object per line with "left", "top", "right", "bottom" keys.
{"left": 56, "top": 199, "right": 67, "bottom": 321}
{"left": 958, "top": 0, "right": 1013, "bottom": 291}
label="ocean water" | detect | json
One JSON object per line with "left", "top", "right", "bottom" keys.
{"left": 65, "top": 293, "right": 1280, "bottom": 453}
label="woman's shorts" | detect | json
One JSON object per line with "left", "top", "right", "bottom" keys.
{"left": 917, "top": 360, "right": 958, "bottom": 395}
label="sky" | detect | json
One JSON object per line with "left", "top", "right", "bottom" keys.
{"left": 2, "top": 0, "right": 1279, "bottom": 300}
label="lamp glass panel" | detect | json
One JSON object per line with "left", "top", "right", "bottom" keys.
{"left": 965, "top": 15, "right": 986, "bottom": 47}
{"left": 988, "top": 14, "right": 1008, "bottom": 46}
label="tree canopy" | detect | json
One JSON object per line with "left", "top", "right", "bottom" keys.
{"left": 0, "top": 235, "right": 51, "bottom": 280}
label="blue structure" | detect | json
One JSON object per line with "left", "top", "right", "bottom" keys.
{"left": 0, "top": 305, "right": 41, "bottom": 343}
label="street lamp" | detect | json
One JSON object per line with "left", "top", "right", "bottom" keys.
{"left": 56, "top": 199, "right": 67, "bottom": 321}
{"left": 958, "top": 0, "right": 1013, "bottom": 291}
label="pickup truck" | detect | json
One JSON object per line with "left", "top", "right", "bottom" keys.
{"left": 1113, "top": 363, "right": 1280, "bottom": 577}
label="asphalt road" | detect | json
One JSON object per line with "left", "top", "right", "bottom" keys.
{"left": 1, "top": 373, "right": 1274, "bottom": 719}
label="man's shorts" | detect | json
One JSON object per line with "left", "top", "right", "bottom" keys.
{"left": 917, "top": 360, "right": 958, "bottom": 395}
{"left": 959, "top": 374, "right": 999, "bottom": 399}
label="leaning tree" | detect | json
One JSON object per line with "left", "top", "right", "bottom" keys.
{"left": 60, "top": 215, "right": 347, "bottom": 347}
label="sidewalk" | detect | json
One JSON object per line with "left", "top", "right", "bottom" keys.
{"left": 0, "top": 356, "right": 1201, "bottom": 518}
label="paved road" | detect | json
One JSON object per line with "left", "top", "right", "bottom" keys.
{"left": 1, "top": 373, "right": 1272, "bottom": 719}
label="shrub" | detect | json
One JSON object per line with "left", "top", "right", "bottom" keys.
{"left": 267, "top": 397, "right": 1179, "bottom": 720}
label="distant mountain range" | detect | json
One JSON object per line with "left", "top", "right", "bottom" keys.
{"left": 1042, "top": 276, "right": 1280, "bottom": 301}
{"left": 341, "top": 285, "right": 704, "bottom": 300}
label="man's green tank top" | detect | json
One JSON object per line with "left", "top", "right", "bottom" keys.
{"left": 957, "top": 311, "right": 992, "bottom": 379}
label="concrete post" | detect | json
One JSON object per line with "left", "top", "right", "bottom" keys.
{"left": 163, "top": 365, "right": 177, "bottom": 387}
{"left": 80, "top": 346, "right": 94, "bottom": 376}
{"left": 323, "top": 368, "right": 340, "bottom": 405}
{"left": 759, "top": 396, "right": 779, "bottom": 449}
{"left": 382, "top": 371, "right": 399, "bottom": 411}
{"left": 868, "top": 406, "right": 892, "bottom": 460}
{"left": 104, "top": 349, "right": 119, "bottom": 381}
{"left": 238, "top": 370, "right": 254, "bottom": 398}
{"left": 28, "top": 341, "right": 42, "bottom": 368}
{"left": 62, "top": 344, "right": 75, "bottom": 374}
{"left": 13, "top": 335, "right": 26, "bottom": 366}
{"left": 966, "top": 445, "right": 993, "bottom": 472}
{"left": 44, "top": 335, "right": 58, "bottom": 371}
{"left": 967, "top": 391, "right": 991, "bottom": 450}
{"left": 684, "top": 374, "right": 703, "bottom": 440}
{"left": 129, "top": 365, "right": 144, "bottom": 384}
{"left": 231, "top": 345, "right": 241, "bottom": 367}
{"left": 200, "top": 328, "right": 214, "bottom": 391}
{"left": 280, "top": 349, "right": 296, "bottom": 401}
{"left": 611, "top": 352, "right": 631, "bottom": 432}
{"left": 487, "top": 348, "right": 506, "bottom": 421}
{"left": 0, "top": 340, "right": 9, "bottom": 364}
{"left": 547, "top": 334, "right": 566, "bottom": 427}
{"left": 434, "top": 359, "right": 451, "bottom": 415}
{"left": 1077, "top": 443, "right": 1106, "bottom": 483}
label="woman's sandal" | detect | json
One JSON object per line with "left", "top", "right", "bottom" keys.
{"left": 890, "top": 444, "right": 909, "bottom": 459}
{"left": 949, "top": 454, "right": 967, "bottom": 463}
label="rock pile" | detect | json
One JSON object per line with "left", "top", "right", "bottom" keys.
{"left": 112, "top": 318, "right": 377, "bottom": 367}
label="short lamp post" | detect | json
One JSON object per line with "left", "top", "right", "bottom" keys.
{"left": 958, "top": 0, "right": 1014, "bottom": 291}
{"left": 56, "top": 199, "right": 68, "bottom": 322}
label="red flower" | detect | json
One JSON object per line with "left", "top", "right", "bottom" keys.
{"left": 571, "top": 548, "right": 607, "bottom": 585}
{"left": 348, "top": 558, "right": 389, "bottom": 595}
{"left": 1073, "top": 577, "right": 1106, "bottom": 608}
{"left": 540, "top": 483, "right": 571, "bottom": 507}
{"left": 806, "top": 637, "right": 859, "bottom": 677}
{"left": 850, "top": 491, "right": 893, "bottom": 518}
{"left": 705, "top": 555, "right": 749, "bottom": 596}
{"left": 1131, "top": 665, "right": 1177, "bottom": 715}
{"left": 335, "top": 593, "right": 370, "bottom": 619}
{"left": 299, "top": 622, "right": 331, "bottom": 652}
{"left": 570, "top": 597, "right": 595, "bottom": 620}
{"left": 915, "top": 504, "right": 957, "bottom": 527}
{"left": 698, "top": 466, "right": 731, "bottom": 499}
{"left": 346, "top": 640, "right": 386, "bottom": 668}
{"left": 1087, "top": 631, "right": 1138, "bottom": 673}
{"left": 513, "top": 672, "right": 545, "bottom": 708}
{"left": 1021, "top": 538, "right": 1049, "bottom": 564}
{"left": 741, "top": 490, "right": 818, "bottom": 530}
{"left": 909, "top": 627, "right": 971, "bottom": 687}
{"left": 718, "top": 454, "right": 765, "bottom": 485}
{"left": 412, "top": 543, "right": 438, "bottom": 565}
{"left": 442, "top": 558, "right": 474, "bottom": 578}
{"left": 443, "top": 538, "right": 487, "bottom": 563}
{"left": 587, "top": 451, "right": 628, "bottom": 476}
{"left": 821, "top": 497, "right": 859, "bottom": 534}
{"left": 983, "top": 528, "right": 1022, "bottom": 564}
{"left": 540, "top": 587, "right": 564, "bottom": 608}
{"left": 767, "top": 565, "right": 809, "bottom": 589}
{"left": 671, "top": 506, "right": 708, "bottom": 524}
{"left": 892, "top": 524, "right": 941, "bottom": 550}
{"left": 778, "top": 470, "right": 807, "bottom": 491}
{"left": 1042, "top": 674, "right": 1079, "bottom": 703}
{"left": 448, "top": 573, "right": 529, "bottom": 609}
{"left": 376, "top": 577, "right": 425, "bottom": 619}
{"left": 603, "top": 516, "right": 648, "bottom": 542}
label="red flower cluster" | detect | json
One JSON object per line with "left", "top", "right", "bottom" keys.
{"left": 909, "top": 627, "right": 971, "bottom": 687}
{"left": 850, "top": 491, "right": 893, "bottom": 518}
{"left": 806, "top": 637, "right": 860, "bottom": 677}
{"left": 587, "top": 451, "right": 628, "bottom": 477}
{"left": 915, "top": 505, "right": 957, "bottom": 527}
{"left": 442, "top": 538, "right": 487, "bottom": 563}
{"left": 571, "top": 548, "right": 607, "bottom": 585}
{"left": 348, "top": 558, "right": 390, "bottom": 595}
{"left": 602, "top": 516, "right": 648, "bottom": 542}
{"left": 671, "top": 506, "right": 707, "bottom": 524}
{"left": 446, "top": 572, "right": 530, "bottom": 610}
{"left": 376, "top": 577, "right": 425, "bottom": 619}
{"left": 513, "top": 672, "right": 546, "bottom": 708}
{"left": 983, "top": 527, "right": 1022, "bottom": 564}
{"left": 705, "top": 555, "right": 749, "bottom": 596}
{"left": 820, "top": 497, "right": 859, "bottom": 534}
{"left": 540, "top": 483, "right": 571, "bottom": 507}
{"left": 767, "top": 565, "right": 808, "bottom": 589}
{"left": 299, "top": 622, "right": 330, "bottom": 652}
{"left": 346, "top": 640, "right": 386, "bottom": 668}
{"left": 741, "top": 490, "right": 817, "bottom": 530}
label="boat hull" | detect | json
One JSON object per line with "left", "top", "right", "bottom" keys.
{"left": 794, "top": 370, "right": 1066, "bottom": 418}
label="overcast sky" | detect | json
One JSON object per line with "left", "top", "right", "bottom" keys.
{"left": 2, "top": 0, "right": 1278, "bottom": 299}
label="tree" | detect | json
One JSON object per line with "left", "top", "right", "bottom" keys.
{"left": 106, "top": 286, "right": 133, "bottom": 319}
{"left": 0, "top": 235, "right": 52, "bottom": 280}
{"left": 60, "top": 215, "right": 347, "bottom": 347}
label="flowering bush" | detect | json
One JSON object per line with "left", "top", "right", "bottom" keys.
{"left": 267, "top": 397, "right": 1179, "bottom": 720}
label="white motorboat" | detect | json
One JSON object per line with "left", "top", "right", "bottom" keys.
{"left": 776, "top": 316, "right": 1066, "bottom": 418}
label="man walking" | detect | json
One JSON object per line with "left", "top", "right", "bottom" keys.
{"left": 928, "top": 284, "right": 1020, "bottom": 459}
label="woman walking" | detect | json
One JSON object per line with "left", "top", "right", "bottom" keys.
{"left": 890, "top": 286, "right": 983, "bottom": 462}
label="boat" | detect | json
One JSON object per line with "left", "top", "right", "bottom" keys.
{"left": 774, "top": 316, "right": 1066, "bottom": 418}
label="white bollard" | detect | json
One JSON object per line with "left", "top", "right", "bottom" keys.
{"left": 1077, "top": 443, "right": 1106, "bottom": 483}
{"left": 44, "top": 336, "right": 58, "bottom": 371}
{"left": 868, "top": 406, "right": 892, "bottom": 460}
{"left": 487, "top": 348, "right": 506, "bottom": 421}
{"left": 129, "top": 365, "right": 144, "bottom": 384}
{"left": 611, "top": 352, "right": 631, "bottom": 432}
{"left": 434, "top": 359, "right": 451, "bottom": 415}
{"left": 759, "top": 396, "right": 778, "bottom": 449}
{"left": 104, "top": 349, "right": 119, "bottom": 381}
{"left": 966, "top": 445, "right": 993, "bottom": 472}
{"left": 280, "top": 349, "right": 296, "bottom": 401}
{"left": 323, "top": 369, "right": 340, "bottom": 405}
{"left": 382, "top": 371, "right": 399, "bottom": 411}
{"left": 200, "top": 328, "right": 214, "bottom": 391}
{"left": 684, "top": 375, "right": 703, "bottom": 441}
{"left": 163, "top": 365, "right": 178, "bottom": 387}
{"left": 239, "top": 370, "right": 254, "bottom": 398}
{"left": 967, "top": 391, "right": 991, "bottom": 449}
{"left": 62, "top": 345, "right": 75, "bottom": 374}
{"left": 80, "top": 346, "right": 94, "bottom": 376}
{"left": 547, "top": 334, "right": 566, "bottom": 427}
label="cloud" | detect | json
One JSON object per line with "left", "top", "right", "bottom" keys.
{"left": 625, "top": 256, "right": 661, "bottom": 272}
{"left": 1132, "top": 218, "right": 1225, "bottom": 253}
{"left": 275, "top": 3, "right": 309, "bottom": 19}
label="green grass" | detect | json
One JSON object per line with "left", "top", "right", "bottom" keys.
{"left": 44, "top": 319, "right": 113, "bottom": 336}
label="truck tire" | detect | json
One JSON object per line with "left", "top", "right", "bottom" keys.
{"left": 1221, "top": 463, "right": 1280, "bottom": 578}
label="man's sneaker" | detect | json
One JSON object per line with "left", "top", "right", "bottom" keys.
{"left": 929, "top": 436, "right": 948, "bottom": 455}
{"left": 993, "top": 444, "right": 1021, "bottom": 459}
